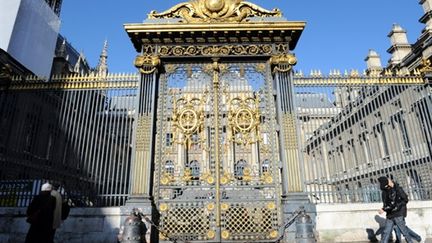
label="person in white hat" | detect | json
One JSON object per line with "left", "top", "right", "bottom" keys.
{"left": 25, "top": 182, "right": 56, "bottom": 243}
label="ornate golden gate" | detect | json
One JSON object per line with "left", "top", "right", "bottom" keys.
{"left": 125, "top": 0, "right": 306, "bottom": 241}
{"left": 153, "top": 61, "right": 281, "bottom": 241}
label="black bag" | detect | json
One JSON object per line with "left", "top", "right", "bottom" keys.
{"left": 61, "top": 201, "right": 70, "bottom": 220}
{"left": 26, "top": 209, "right": 41, "bottom": 224}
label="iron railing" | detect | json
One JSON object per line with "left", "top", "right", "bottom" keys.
{"left": 0, "top": 72, "right": 430, "bottom": 206}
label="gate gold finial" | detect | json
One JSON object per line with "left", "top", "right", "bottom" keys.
{"left": 134, "top": 55, "right": 160, "bottom": 74}
{"left": 270, "top": 54, "right": 297, "bottom": 73}
{"left": 148, "top": 0, "right": 282, "bottom": 23}
{"left": 419, "top": 58, "right": 432, "bottom": 75}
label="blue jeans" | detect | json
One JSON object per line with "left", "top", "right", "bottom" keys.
{"left": 381, "top": 216, "right": 413, "bottom": 243}
{"left": 394, "top": 219, "right": 421, "bottom": 242}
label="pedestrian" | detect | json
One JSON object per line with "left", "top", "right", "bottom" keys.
{"left": 25, "top": 182, "right": 56, "bottom": 243}
{"left": 50, "top": 183, "right": 63, "bottom": 241}
{"left": 377, "top": 176, "right": 413, "bottom": 243}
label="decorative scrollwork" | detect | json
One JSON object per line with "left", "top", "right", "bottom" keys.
{"left": 227, "top": 95, "right": 261, "bottom": 145}
{"left": 172, "top": 94, "right": 208, "bottom": 148}
{"left": 134, "top": 55, "right": 161, "bottom": 74}
{"left": 153, "top": 44, "right": 274, "bottom": 57}
{"left": 148, "top": 0, "right": 282, "bottom": 23}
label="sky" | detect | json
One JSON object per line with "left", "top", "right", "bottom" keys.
{"left": 59, "top": 0, "right": 424, "bottom": 74}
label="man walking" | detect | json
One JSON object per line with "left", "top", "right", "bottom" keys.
{"left": 377, "top": 176, "right": 413, "bottom": 243}
{"left": 25, "top": 182, "right": 56, "bottom": 243}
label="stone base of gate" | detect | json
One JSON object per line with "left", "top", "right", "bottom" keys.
{"left": 122, "top": 196, "right": 155, "bottom": 243}
{"left": 282, "top": 193, "right": 317, "bottom": 242}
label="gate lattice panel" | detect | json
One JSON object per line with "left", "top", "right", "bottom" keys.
{"left": 154, "top": 62, "right": 282, "bottom": 242}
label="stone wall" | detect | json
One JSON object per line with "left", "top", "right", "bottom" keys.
{"left": 0, "top": 201, "right": 431, "bottom": 242}
{"left": 315, "top": 200, "right": 432, "bottom": 242}
{"left": 0, "top": 207, "right": 122, "bottom": 243}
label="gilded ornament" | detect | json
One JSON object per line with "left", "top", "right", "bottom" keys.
{"left": 148, "top": 0, "right": 282, "bottom": 23}
{"left": 267, "top": 202, "right": 276, "bottom": 210}
{"left": 221, "top": 203, "right": 230, "bottom": 211}
{"left": 160, "top": 172, "right": 175, "bottom": 185}
{"left": 172, "top": 46, "right": 185, "bottom": 56}
{"left": 269, "top": 230, "right": 278, "bottom": 238}
{"left": 260, "top": 172, "right": 273, "bottom": 184}
{"left": 207, "top": 203, "right": 215, "bottom": 211}
{"left": 185, "top": 46, "right": 198, "bottom": 55}
{"left": 159, "top": 46, "right": 170, "bottom": 56}
{"left": 233, "top": 45, "right": 246, "bottom": 55}
{"left": 265, "top": 175, "right": 273, "bottom": 184}
{"left": 206, "top": 176, "right": 215, "bottom": 184}
{"left": 207, "top": 230, "right": 216, "bottom": 239}
{"left": 134, "top": 55, "right": 161, "bottom": 74}
{"left": 221, "top": 230, "right": 230, "bottom": 239}
{"left": 159, "top": 232, "right": 167, "bottom": 240}
{"left": 227, "top": 96, "right": 261, "bottom": 145}
{"left": 155, "top": 44, "right": 274, "bottom": 58}
{"left": 160, "top": 203, "right": 168, "bottom": 211}
{"left": 242, "top": 167, "right": 252, "bottom": 182}
{"left": 419, "top": 58, "right": 432, "bottom": 75}
{"left": 172, "top": 96, "right": 207, "bottom": 147}
{"left": 270, "top": 54, "right": 297, "bottom": 73}
{"left": 160, "top": 177, "right": 169, "bottom": 185}
{"left": 262, "top": 45, "right": 272, "bottom": 54}
{"left": 248, "top": 45, "right": 259, "bottom": 55}
{"left": 182, "top": 168, "right": 193, "bottom": 182}
{"left": 255, "top": 63, "right": 267, "bottom": 73}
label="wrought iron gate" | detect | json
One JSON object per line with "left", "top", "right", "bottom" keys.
{"left": 154, "top": 61, "right": 282, "bottom": 242}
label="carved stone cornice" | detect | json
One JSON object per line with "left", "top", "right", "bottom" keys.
{"left": 134, "top": 55, "right": 161, "bottom": 74}
{"left": 148, "top": 0, "right": 281, "bottom": 23}
{"left": 270, "top": 54, "right": 297, "bottom": 73}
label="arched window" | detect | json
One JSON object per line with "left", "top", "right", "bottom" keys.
{"left": 261, "top": 159, "right": 270, "bottom": 174}
{"left": 185, "top": 160, "right": 200, "bottom": 179}
{"left": 234, "top": 159, "right": 247, "bottom": 178}
{"left": 165, "top": 160, "right": 174, "bottom": 175}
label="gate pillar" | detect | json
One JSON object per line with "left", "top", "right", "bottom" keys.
{"left": 123, "top": 54, "right": 161, "bottom": 243}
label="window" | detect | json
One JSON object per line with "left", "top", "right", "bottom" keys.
{"left": 165, "top": 133, "right": 173, "bottom": 147}
{"left": 165, "top": 160, "right": 175, "bottom": 175}
{"left": 261, "top": 159, "right": 270, "bottom": 174}
{"left": 234, "top": 159, "right": 247, "bottom": 178}
{"left": 349, "top": 139, "right": 359, "bottom": 167}
{"left": 374, "top": 123, "right": 389, "bottom": 158}
{"left": 185, "top": 160, "right": 200, "bottom": 179}
{"left": 392, "top": 113, "right": 411, "bottom": 150}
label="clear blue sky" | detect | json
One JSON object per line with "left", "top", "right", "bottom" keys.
{"left": 60, "top": 0, "right": 424, "bottom": 74}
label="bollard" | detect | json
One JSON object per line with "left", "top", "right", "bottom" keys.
{"left": 295, "top": 212, "right": 316, "bottom": 243}
{"left": 118, "top": 209, "right": 147, "bottom": 243}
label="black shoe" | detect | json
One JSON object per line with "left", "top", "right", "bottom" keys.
{"left": 366, "top": 228, "right": 378, "bottom": 242}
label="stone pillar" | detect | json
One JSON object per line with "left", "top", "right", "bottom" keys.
{"left": 271, "top": 54, "right": 314, "bottom": 242}
{"left": 271, "top": 54, "right": 304, "bottom": 195}
{"left": 123, "top": 54, "right": 160, "bottom": 243}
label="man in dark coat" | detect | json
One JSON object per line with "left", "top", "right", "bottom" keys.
{"left": 377, "top": 176, "right": 413, "bottom": 243}
{"left": 25, "top": 182, "right": 56, "bottom": 243}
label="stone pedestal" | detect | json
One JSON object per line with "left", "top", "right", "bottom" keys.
{"left": 281, "top": 193, "right": 316, "bottom": 242}
{"left": 122, "top": 196, "right": 155, "bottom": 243}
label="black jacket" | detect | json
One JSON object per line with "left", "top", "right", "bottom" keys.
{"left": 381, "top": 183, "right": 408, "bottom": 219}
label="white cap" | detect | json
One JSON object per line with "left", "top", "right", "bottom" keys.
{"left": 41, "top": 183, "right": 52, "bottom": 191}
